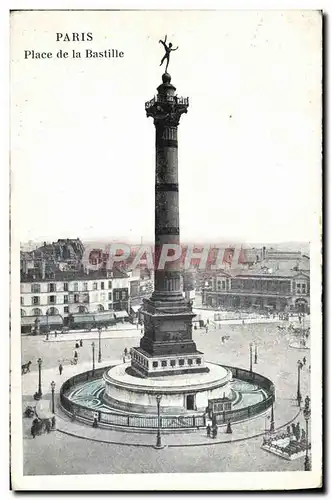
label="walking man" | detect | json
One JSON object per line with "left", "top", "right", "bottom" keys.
{"left": 58, "top": 363, "right": 63, "bottom": 375}
{"left": 206, "top": 424, "right": 211, "bottom": 438}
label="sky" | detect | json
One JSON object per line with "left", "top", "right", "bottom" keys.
{"left": 11, "top": 10, "right": 322, "bottom": 244}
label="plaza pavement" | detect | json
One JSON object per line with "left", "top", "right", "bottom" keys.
{"left": 20, "top": 321, "right": 311, "bottom": 474}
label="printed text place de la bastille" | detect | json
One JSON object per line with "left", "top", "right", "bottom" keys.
{"left": 24, "top": 32, "right": 124, "bottom": 59}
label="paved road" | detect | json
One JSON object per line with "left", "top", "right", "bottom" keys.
{"left": 22, "top": 428, "right": 305, "bottom": 475}
{"left": 20, "top": 321, "right": 311, "bottom": 475}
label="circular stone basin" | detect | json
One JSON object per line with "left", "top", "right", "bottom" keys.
{"left": 102, "top": 362, "right": 233, "bottom": 415}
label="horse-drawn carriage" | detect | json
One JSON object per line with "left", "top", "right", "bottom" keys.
{"left": 21, "top": 361, "right": 32, "bottom": 375}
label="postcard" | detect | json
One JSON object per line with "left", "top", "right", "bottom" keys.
{"left": 10, "top": 9, "right": 323, "bottom": 491}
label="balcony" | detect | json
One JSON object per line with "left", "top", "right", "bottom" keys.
{"left": 145, "top": 94, "right": 189, "bottom": 110}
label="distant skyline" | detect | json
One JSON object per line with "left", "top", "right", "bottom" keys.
{"left": 11, "top": 11, "right": 321, "bottom": 244}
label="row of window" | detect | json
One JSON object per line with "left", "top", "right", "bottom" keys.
{"left": 28, "top": 281, "right": 114, "bottom": 294}
{"left": 21, "top": 291, "right": 128, "bottom": 306}
{"left": 21, "top": 303, "right": 115, "bottom": 316}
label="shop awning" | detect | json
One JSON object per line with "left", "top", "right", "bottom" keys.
{"left": 94, "top": 312, "right": 116, "bottom": 322}
{"left": 39, "top": 315, "right": 63, "bottom": 325}
{"left": 21, "top": 316, "right": 38, "bottom": 326}
{"left": 72, "top": 314, "right": 94, "bottom": 324}
{"left": 114, "top": 310, "right": 129, "bottom": 319}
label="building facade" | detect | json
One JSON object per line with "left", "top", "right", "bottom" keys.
{"left": 20, "top": 268, "right": 130, "bottom": 319}
{"left": 202, "top": 269, "right": 310, "bottom": 313}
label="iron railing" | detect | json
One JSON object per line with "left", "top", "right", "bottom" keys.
{"left": 60, "top": 364, "right": 274, "bottom": 430}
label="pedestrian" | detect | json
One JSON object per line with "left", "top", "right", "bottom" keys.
{"left": 303, "top": 356, "right": 306, "bottom": 366}
{"left": 93, "top": 413, "right": 98, "bottom": 428}
{"left": 212, "top": 425, "right": 218, "bottom": 439}
{"left": 51, "top": 416, "right": 56, "bottom": 429}
{"left": 122, "top": 355, "right": 126, "bottom": 363}
{"left": 206, "top": 424, "right": 211, "bottom": 438}
{"left": 54, "top": 331, "right": 58, "bottom": 338}
{"left": 124, "top": 347, "right": 128, "bottom": 357}
{"left": 75, "top": 341, "right": 79, "bottom": 349}
{"left": 226, "top": 421, "right": 232, "bottom": 434}
{"left": 58, "top": 363, "right": 63, "bottom": 375}
{"left": 80, "top": 339, "right": 83, "bottom": 347}
{"left": 45, "top": 419, "right": 51, "bottom": 433}
{"left": 46, "top": 333, "right": 49, "bottom": 341}
{"left": 74, "top": 350, "right": 78, "bottom": 359}
{"left": 31, "top": 423, "right": 36, "bottom": 439}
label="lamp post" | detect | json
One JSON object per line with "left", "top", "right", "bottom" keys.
{"left": 303, "top": 395, "right": 311, "bottom": 471}
{"left": 297, "top": 359, "right": 303, "bottom": 405}
{"left": 98, "top": 327, "right": 102, "bottom": 363}
{"left": 249, "top": 343, "right": 253, "bottom": 373}
{"left": 37, "top": 357, "right": 42, "bottom": 398}
{"left": 155, "top": 394, "right": 163, "bottom": 449}
{"left": 270, "top": 402, "right": 275, "bottom": 432}
{"left": 51, "top": 380, "right": 56, "bottom": 413}
{"left": 254, "top": 342, "right": 258, "bottom": 364}
{"left": 91, "top": 341, "right": 95, "bottom": 374}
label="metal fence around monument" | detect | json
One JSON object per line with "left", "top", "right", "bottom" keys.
{"left": 59, "top": 364, "right": 275, "bottom": 430}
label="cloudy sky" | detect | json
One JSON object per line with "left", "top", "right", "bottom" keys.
{"left": 11, "top": 10, "right": 321, "bottom": 244}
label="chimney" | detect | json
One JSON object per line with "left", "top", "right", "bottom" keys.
{"left": 42, "top": 260, "right": 46, "bottom": 279}
{"left": 262, "top": 246, "right": 266, "bottom": 260}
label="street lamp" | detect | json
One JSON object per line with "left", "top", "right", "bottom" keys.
{"left": 51, "top": 380, "right": 56, "bottom": 413}
{"left": 303, "top": 395, "right": 311, "bottom": 471}
{"left": 91, "top": 341, "right": 95, "bottom": 374}
{"left": 270, "top": 402, "right": 275, "bottom": 432}
{"left": 98, "top": 327, "right": 102, "bottom": 363}
{"left": 297, "top": 359, "right": 303, "bottom": 406}
{"left": 254, "top": 342, "right": 258, "bottom": 364}
{"left": 37, "top": 357, "right": 42, "bottom": 398}
{"left": 249, "top": 343, "right": 253, "bottom": 373}
{"left": 155, "top": 394, "right": 163, "bottom": 449}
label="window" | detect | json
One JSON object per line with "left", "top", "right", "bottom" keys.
{"left": 48, "top": 283, "right": 56, "bottom": 293}
{"left": 188, "top": 359, "right": 193, "bottom": 366}
{"left": 32, "top": 296, "right": 40, "bottom": 305}
{"left": 108, "top": 292, "right": 112, "bottom": 300}
{"left": 73, "top": 282, "right": 78, "bottom": 292}
{"left": 170, "top": 360, "right": 176, "bottom": 367}
{"left": 83, "top": 282, "right": 88, "bottom": 291}
{"left": 196, "top": 358, "right": 202, "bottom": 365}
{"left": 63, "top": 282, "right": 68, "bottom": 292}
{"left": 93, "top": 282, "right": 98, "bottom": 290}
{"left": 121, "top": 291, "right": 127, "bottom": 300}
{"left": 302, "top": 284, "right": 306, "bottom": 293}
{"left": 179, "top": 359, "right": 185, "bottom": 366}
{"left": 20, "top": 297, "right": 24, "bottom": 305}
{"left": 31, "top": 284, "right": 41, "bottom": 293}
{"left": 161, "top": 360, "right": 167, "bottom": 367}
{"left": 152, "top": 361, "right": 158, "bottom": 368}
{"left": 101, "top": 282, "right": 105, "bottom": 290}
{"left": 108, "top": 281, "right": 112, "bottom": 289}
{"left": 49, "top": 295, "right": 56, "bottom": 304}
{"left": 115, "top": 292, "right": 120, "bottom": 301}
{"left": 222, "top": 281, "right": 226, "bottom": 290}
{"left": 32, "top": 308, "right": 42, "bottom": 316}
{"left": 64, "top": 306, "right": 69, "bottom": 313}
{"left": 64, "top": 295, "right": 68, "bottom": 304}
{"left": 74, "top": 294, "right": 79, "bottom": 303}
